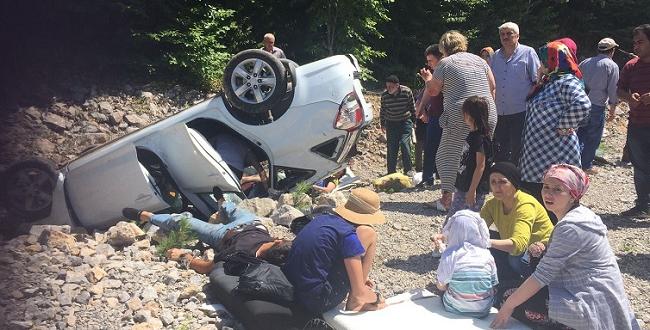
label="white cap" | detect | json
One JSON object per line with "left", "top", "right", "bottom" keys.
{"left": 598, "top": 38, "right": 618, "bottom": 51}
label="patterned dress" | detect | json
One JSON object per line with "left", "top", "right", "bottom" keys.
{"left": 519, "top": 75, "right": 590, "bottom": 183}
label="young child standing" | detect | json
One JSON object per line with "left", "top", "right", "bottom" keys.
{"left": 434, "top": 210, "right": 499, "bottom": 318}
{"left": 447, "top": 96, "right": 493, "bottom": 219}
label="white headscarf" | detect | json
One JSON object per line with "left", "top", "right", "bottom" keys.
{"left": 443, "top": 209, "right": 490, "bottom": 249}
{"left": 437, "top": 210, "right": 493, "bottom": 285}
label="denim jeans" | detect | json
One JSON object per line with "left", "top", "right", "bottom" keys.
{"left": 385, "top": 119, "right": 413, "bottom": 174}
{"left": 422, "top": 116, "right": 443, "bottom": 184}
{"left": 489, "top": 240, "right": 535, "bottom": 281}
{"left": 494, "top": 112, "right": 526, "bottom": 165}
{"left": 149, "top": 202, "right": 257, "bottom": 247}
{"left": 577, "top": 104, "right": 606, "bottom": 169}
{"left": 627, "top": 126, "right": 650, "bottom": 209}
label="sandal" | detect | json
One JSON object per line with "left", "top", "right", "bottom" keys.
{"left": 423, "top": 200, "right": 448, "bottom": 212}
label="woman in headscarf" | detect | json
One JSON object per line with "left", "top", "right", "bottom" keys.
{"left": 491, "top": 164, "right": 640, "bottom": 330}
{"left": 433, "top": 210, "right": 498, "bottom": 318}
{"left": 480, "top": 162, "right": 554, "bottom": 281}
{"left": 518, "top": 41, "right": 591, "bottom": 211}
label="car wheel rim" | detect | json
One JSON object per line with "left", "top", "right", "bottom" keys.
{"left": 230, "top": 58, "right": 278, "bottom": 105}
{"left": 6, "top": 167, "right": 54, "bottom": 212}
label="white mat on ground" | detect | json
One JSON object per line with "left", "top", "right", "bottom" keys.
{"left": 323, "top": 289, "right": 531, "bottom": 330}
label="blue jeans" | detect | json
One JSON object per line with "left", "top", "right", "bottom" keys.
{"left": 149, "top": 202, "right": 257, "bottom": 247}
{"left": 422, "top": 116, "right": 443, "bottom": 184}
{"left": 627, "top": 126, "right": 650, "bottom": 209}
{"left": 577, "top": 104, "right": 606, "bottom": 169}
{"left": 385, "top": 119, "right": 413, "bottom": 174}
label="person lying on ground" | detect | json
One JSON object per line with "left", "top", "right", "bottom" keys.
{"left": 480, "top": 162, "right": 554, "bottom": 280}
{"left": 312, "top": 168, "right": 346, "bottom": 194}
{"left": 282, "top": 188, "right": 387, "bottom": 314}
{"left": 491, "top": 164, "right": 639, "bottom": 330}
{"left": 432, "top": 210, "right": 498, "bottom": 318}
{"left": 121, "top": 200, "right": 291, "bottom": 274}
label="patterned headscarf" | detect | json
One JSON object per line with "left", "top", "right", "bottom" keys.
{"left": 527, "top": 40, "right": 583, "bottom": 100}
{"left": 443, "top": 210, "right": 490, "bottom": 249}
{"left": 538, "top": 40, "right": 582, "bottom": 80}
{"left": 543, "top": 164, "right": 590, "bottom": 200}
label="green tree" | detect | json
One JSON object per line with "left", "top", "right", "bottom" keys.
{"left": 306, "top": 0, "right": 393, "bottom": 81}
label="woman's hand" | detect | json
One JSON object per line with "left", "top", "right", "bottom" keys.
{"left": 465, "top": 190, "right": 476, "bottom": 207}
{"left": 528, "top": 241, "right": 546, "bottom": 258}
{"left": 557, "top": 128, "right": 574, "bottom": 136}
{"left": 491, "top": 303, "right": 515, "bottom": 329}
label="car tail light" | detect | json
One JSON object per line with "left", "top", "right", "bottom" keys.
{"left": 334, "top": 91, "right": 363, "bottom": 131}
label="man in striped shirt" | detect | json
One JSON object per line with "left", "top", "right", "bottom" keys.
{"left": 380, "top": 75, "right": 416, "bottom": 174}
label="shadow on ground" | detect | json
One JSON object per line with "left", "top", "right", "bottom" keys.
{"left": 616, "top": 253, "right": 650, "bottom": 281}
{"left": 599, "top": 213, "right": 650, "bottom": 230}
{"left": 384, "top": 251, "right": 439, "bottom": 275}
{"left": 381, "top": 201, "right": 443, "bottom": 218}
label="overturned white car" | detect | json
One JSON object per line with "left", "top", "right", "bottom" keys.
{"left": 1, "top": 50, "right": 372, "bottom": 229}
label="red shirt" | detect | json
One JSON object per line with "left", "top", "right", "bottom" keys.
{"left": 618, "top": 57, "right": 650, "bottom": 127}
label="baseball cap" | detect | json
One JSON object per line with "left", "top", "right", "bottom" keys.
{"left": 598, "top": 38, "right": 618, "bottom": 51}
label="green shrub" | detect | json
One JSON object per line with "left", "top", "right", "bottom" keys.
{"left": 155, "top": 215, "right": 197, "bottom": 256}
{"left": 145, "top": 5, "right": 241, "bottom": 89}
{"left": 293, "top": 181, "right": 312, "bottom": 211}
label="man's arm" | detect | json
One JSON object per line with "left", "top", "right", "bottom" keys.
{"left": 343, "top": 256, "right": 385, "bottom": 311}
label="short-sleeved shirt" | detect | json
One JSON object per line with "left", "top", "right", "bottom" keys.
{"left": 491, "top": 44, "right": 540, "bottom": 116}
{"left": 282, "top": 213, "right": 365, "bottom": 313}
{"left": 214, "top": 225, "right": 274, "bottom": 262}
{"left": 455, "top": 131, "right": 490, "bottom": 193}
{"left": 618, "top": 57, "right": 650, "bottom": 127}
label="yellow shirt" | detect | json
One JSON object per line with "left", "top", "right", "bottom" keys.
{"left": 480, "top": 190, "right": 554, "bottom": 256}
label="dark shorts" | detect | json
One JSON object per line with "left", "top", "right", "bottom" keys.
{"left": 300, "top": 264, "right": 350, "bottom": 314}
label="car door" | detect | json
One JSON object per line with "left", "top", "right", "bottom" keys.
{"left": 64, "top": 144, "right": 170, "bottom": 229}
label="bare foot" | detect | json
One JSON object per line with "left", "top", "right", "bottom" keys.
{"left": 345, "top": 290, "right": 386, "bottom": 312}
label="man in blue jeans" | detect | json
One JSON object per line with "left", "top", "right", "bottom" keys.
{"left": 121, "top": 195, "right": 291, "bottom": 273}
{"left": 577, "top": 37, "right": 620, "bottom": 175}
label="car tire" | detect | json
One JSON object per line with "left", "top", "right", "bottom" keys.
{"left": 280, "top": 58, "right": 298, "bottom": 91}
{"left": 0, "top": 158, "right": 58, "bottom": 221}
{"left": 223, "top": 49, "right": 288, "bottom": 114}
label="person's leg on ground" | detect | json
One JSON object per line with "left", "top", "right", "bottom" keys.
{"left": 435, "top": 127, "right": 467, "bottom": 208}
{"left": 509, "top": 111, "right": 526, "bottom": 165}
{"left": 398, "top": 120, "right": 413, "bottom": 173}
{"left": 577, "top": 105, "right": 606, "bottom": 171}
{"left": 356, "top": 225, "right": 378, "bottom": 281}
{"left": 622, "top": 127, "right": 650, "bottom": 217}
{"left": 445, "top": 189, "right": 467, "bottom": 221}
{"left": 385, "top": 122, "right": 399, "bottom": 174}
{"left": 494, "top": 115, "right": 511, "bottom": 162}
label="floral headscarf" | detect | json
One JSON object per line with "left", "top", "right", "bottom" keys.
{"left": 527, "top": 40, "right": 582, "bottom": 100}
{"left": 538, "top": 40, "right": 582, "bottom": 80}
{"left": 543, "top": 164, "right": 590, "bottom": 200}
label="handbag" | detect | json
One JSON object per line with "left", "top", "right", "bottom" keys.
{"left": 224, "top": 252, "right": 295, "bottom": 304}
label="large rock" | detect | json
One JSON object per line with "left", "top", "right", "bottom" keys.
{"left": 97, "top": 101, "right": 113, "bottom": 113}
{"left": 270, "top": 205, "right": 304, "bottom": 227}
{"left": 38, "top": 229, "right": 78, "bottom": 254}
{"left": 292, "top": 193, "right": 313, "bottom": 211}
{"left": 315, "top": 191, "right": 347, "bottom": 208}
{"left": 24, "top": 106, "right": 42, "bottom": 120}
{"left": 106, "top": 221, "right": 145, "bottom": 247}
{"left": 42, "top": 112, "right": 70, "bottom": 133}
{"left": 124, "top": 114, "right": 147, "bottom": 127}
{"left": 108, "top": 110, "right": 125, "bottom": 125}
{"left": 277, "top": 193, "right": 294, "bottom": 207}
{"left": 238, "top": 198, "right": 277, "bottom": 217}
{"left": 35, "top": 138, "right": 56, "bottom": 153}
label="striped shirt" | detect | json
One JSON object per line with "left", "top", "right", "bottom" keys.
{"left": 437, "top": 244, "right": 498, "bottom": 318}
{"left": 380, "top": 85, "right": 416, "bottom": 127}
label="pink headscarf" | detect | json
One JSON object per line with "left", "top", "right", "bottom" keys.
{"left": 543, "top": 164, "right": 590, "bottom": 200}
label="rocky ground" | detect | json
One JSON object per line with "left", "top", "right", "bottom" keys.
{"left": 0, "top": 87, "right": 648, "bottom": 329}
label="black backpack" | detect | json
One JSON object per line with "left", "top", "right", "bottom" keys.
{"left": 223, "top": 252, "right": 294, "bottom": 304}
